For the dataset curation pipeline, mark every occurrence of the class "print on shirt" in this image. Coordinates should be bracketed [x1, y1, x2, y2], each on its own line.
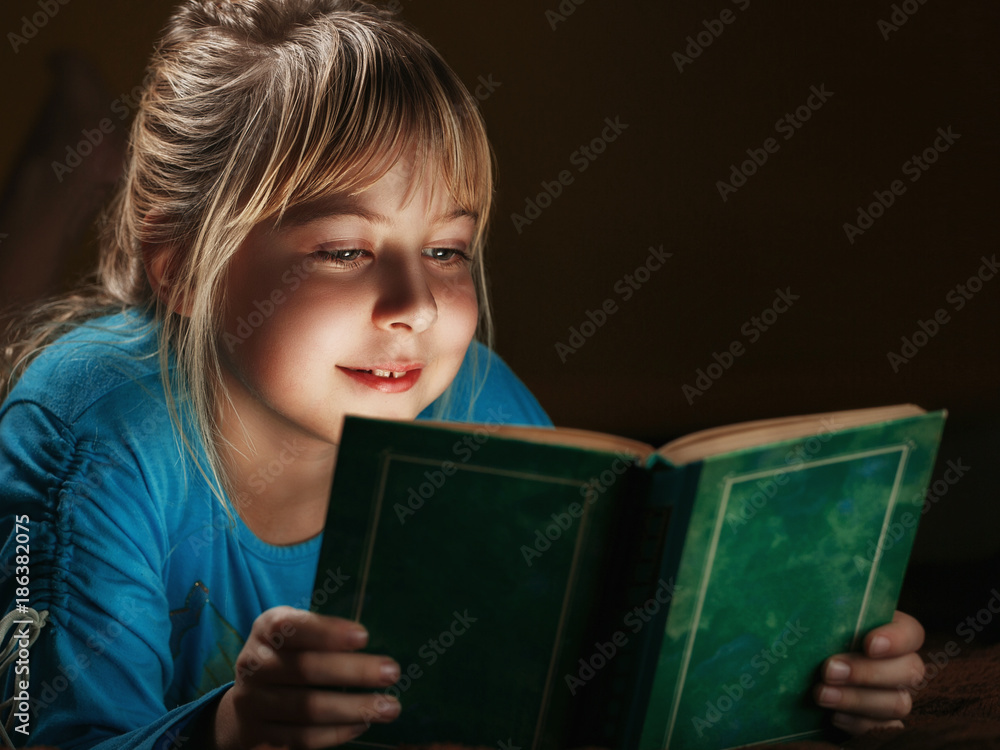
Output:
[167, 581, 245, 704]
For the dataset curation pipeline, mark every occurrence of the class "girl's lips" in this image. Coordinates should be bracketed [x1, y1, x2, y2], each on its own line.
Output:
[338, 366, 423, 393]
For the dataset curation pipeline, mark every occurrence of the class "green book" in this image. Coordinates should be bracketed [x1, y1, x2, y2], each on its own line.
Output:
[312, 405, 945, 749]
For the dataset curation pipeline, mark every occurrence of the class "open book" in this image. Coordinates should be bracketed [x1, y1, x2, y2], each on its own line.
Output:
[312, 405, 945, 749]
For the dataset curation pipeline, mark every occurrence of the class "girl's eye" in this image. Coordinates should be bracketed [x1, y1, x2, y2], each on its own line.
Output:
[423, 247, 471, 265]
[313, 248, 368, 268]
[310, 247, 470, 268]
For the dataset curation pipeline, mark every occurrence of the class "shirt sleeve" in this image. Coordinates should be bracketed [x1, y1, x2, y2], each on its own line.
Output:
[0, 398, 224, 750]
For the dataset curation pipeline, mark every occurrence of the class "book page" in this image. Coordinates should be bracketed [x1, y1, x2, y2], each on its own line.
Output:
[417, 419, 656, 460]
[658, 404, 925, 466]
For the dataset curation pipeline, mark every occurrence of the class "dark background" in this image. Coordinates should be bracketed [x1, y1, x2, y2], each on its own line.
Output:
[1, 1, 997, 624]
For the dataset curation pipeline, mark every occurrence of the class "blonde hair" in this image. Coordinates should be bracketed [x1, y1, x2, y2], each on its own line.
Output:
[3, 0, 495, 508]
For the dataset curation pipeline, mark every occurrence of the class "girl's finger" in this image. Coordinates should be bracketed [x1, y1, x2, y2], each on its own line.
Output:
[821, 651, 925, 689]
[250, 606, 370, 652]
[830, 712, 904, 735]
[815, 682, 913, 720]
[252, 649, 401, 688]
[235, 684, 401, 725]
[863, 610, 925, 658]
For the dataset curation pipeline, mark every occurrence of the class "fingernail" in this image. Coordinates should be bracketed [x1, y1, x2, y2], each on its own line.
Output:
[817, 686, 842, 707]
[870, 635, 891, 656]
[348, 627, 369, 648]
[826, 658, 850, 682]
[378, 695, 401, 717]
[831, 711, 852, 730]
[381, 660, 400, 684]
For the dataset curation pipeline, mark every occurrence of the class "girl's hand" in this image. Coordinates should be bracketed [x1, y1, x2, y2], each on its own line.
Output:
[213, 606, 401, 749]
[814, 610, 926, 735]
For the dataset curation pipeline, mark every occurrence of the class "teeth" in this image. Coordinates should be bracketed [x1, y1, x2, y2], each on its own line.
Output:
[372, 369, 406, 378]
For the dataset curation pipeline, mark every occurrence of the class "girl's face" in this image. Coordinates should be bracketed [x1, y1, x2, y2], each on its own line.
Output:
[218, 159, 479, 450]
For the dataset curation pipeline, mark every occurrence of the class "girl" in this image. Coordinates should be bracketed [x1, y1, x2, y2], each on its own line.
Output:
[0, 1, 925, 747]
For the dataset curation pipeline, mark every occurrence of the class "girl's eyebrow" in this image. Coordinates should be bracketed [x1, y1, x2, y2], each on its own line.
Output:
[275, 197, 477, 232]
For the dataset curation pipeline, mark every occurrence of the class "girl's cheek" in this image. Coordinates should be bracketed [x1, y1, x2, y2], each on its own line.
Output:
[444, 282, 479, 335]
[435, 272, 476, 305]
[430, 272, 478, 330]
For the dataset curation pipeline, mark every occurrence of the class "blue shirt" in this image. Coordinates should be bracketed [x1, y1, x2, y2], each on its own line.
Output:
[0, 311, 551, 749]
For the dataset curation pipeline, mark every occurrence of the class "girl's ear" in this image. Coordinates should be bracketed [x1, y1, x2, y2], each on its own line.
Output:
[143, 244, 192, 316]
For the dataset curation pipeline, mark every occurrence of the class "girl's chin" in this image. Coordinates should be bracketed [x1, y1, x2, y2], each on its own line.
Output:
[341, 403, 428, 424]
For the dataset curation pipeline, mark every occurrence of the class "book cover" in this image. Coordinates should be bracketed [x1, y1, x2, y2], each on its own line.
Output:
[312, 416, 640, 749]
[312, 408, 946, 749]
[637, 411, 946, 749]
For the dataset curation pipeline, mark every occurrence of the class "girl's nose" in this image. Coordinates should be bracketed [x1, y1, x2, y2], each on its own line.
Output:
[371, 257, 438, 333]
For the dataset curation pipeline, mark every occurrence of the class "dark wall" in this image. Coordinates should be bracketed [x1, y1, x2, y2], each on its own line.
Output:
[1, 1, 997, 563]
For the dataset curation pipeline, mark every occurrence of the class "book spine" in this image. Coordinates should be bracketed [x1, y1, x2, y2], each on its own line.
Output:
[567, 462, 702, 749]
[563, 463, 650, 747]
[616, 461, 703, 749]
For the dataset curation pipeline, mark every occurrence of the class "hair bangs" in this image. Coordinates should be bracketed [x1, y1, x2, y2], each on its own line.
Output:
[250, 15, 493, 237]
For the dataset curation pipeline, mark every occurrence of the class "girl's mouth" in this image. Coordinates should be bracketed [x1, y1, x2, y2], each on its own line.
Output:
[367, 369, 406, 378]
[338, 365, 423, 393]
